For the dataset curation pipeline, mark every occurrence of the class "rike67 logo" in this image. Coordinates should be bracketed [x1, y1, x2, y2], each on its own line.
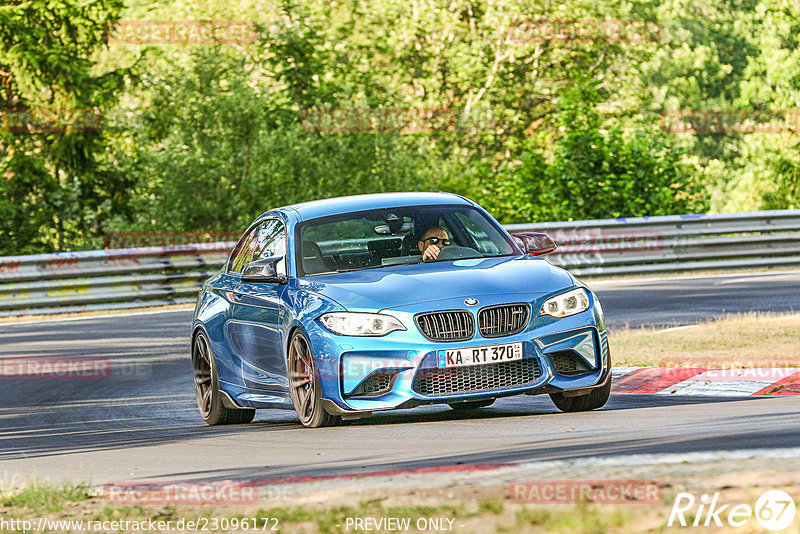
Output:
[669, 490, 796, 531]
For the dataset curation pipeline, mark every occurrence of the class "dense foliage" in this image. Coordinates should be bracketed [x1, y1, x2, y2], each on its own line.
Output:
[1, 0, 798, 253]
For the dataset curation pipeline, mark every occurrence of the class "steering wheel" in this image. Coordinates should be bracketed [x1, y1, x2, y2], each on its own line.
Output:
[435, 245, 479, 261]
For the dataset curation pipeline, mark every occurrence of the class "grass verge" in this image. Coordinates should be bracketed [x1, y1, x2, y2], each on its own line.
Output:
[0, 482, 643, 534]
[3, 477, 799, 533]
[610, 312, 800, 367]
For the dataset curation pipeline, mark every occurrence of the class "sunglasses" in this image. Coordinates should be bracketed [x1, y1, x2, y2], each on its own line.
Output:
[421, 237, 450, 246]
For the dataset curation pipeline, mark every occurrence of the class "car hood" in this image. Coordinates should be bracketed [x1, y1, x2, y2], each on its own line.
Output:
[294, 255, 574, 312]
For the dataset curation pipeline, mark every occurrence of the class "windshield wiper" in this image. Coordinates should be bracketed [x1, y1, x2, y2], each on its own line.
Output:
[334, 264, 393, 273]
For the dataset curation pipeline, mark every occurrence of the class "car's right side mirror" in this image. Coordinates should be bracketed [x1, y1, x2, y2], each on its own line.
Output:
[511, 232, 557, 255]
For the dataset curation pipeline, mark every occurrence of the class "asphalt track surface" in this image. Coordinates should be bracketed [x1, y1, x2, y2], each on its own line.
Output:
[2, 270, 800, 486]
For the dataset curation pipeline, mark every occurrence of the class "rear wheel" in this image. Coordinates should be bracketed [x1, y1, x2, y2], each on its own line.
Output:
[448, 399, 496, 410]
[288, 331, 340, 428]
[193, 331, 255, 425]
[550, 377, 611, 413]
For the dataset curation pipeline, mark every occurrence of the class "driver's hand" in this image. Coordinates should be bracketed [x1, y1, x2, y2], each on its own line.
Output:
[422, 245, 441, 261]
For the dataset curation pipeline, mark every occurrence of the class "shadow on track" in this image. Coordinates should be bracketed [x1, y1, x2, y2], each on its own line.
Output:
[147, 395, 800, 484]
[0, 388, 765, 461]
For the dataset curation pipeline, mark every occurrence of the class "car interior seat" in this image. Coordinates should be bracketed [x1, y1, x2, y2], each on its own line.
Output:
[301, 241, 336, 275]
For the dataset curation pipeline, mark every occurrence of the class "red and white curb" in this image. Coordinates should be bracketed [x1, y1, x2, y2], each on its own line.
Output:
[612, 367, 800, 396]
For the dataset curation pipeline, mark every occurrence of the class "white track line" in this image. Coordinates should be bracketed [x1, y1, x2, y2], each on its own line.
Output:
[655, 325, 701, 334]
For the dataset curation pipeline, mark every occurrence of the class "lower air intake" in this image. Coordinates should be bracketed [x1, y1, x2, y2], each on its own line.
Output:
[551, 351, 592, 376]
[348, 370, 398, 397]
[412, 359, 542, 397]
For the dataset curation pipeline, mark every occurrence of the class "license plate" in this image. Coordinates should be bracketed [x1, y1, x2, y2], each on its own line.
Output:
[436, 342, 523, 368]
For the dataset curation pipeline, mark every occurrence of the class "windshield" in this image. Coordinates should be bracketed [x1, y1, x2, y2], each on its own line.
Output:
[295, 205, 518, 276]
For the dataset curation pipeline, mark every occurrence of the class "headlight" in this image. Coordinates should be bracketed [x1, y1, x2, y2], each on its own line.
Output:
[539, 288, 590, 318]
[319, 312, 407, 336]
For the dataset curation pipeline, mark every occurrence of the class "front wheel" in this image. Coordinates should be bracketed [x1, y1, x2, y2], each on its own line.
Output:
[288, 331, 340, 428]
[550, 377, 611, 413]
[193, 331, 255, 425]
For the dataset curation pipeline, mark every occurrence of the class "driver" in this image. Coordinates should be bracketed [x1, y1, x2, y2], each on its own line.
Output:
[418, 226, 450, 261]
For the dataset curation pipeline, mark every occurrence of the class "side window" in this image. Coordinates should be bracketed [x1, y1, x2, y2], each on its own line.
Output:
[229, 224, 260, 273]
[254, 219, 286, 261]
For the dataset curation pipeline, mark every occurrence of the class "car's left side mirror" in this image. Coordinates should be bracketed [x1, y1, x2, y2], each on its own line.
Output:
[511, 232, 557, 255]
[241, 256, 287, 283]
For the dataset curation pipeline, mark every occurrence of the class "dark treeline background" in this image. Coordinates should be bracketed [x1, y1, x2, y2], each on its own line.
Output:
[1, 0, 798, 254]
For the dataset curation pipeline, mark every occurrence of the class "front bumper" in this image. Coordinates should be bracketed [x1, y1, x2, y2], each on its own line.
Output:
[307, 294, 611, 414]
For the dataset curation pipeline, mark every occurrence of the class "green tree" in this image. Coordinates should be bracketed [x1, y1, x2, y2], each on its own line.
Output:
[109, 43, 433, 233]
[0, 0, 128, 254]
[480, 76, 703, 222]
[8, 0, 774, 254]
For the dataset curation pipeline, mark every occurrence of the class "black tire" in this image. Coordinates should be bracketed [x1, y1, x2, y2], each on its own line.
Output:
[193, 331, 256, 425]
[550, 376, 611, 412]
[288, 331, 340, 428]
[448, 399, 496, 410]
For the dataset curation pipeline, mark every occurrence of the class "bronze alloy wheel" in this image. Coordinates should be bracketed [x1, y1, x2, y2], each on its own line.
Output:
[288, 331, 339, 428]
[192, 331, 255, 425]
[193, 333, 214, 419]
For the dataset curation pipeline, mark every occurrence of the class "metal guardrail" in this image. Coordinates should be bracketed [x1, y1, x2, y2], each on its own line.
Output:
[0, 209, 799, 316]
[507, 209, 800, 276]
[0, 244, 233, 317]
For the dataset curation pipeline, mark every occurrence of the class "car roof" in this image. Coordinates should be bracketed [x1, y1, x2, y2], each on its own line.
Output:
[267, 192, 474, 221]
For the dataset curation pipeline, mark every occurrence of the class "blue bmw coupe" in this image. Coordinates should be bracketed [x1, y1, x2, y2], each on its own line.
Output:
[192, 192, 611, 427]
